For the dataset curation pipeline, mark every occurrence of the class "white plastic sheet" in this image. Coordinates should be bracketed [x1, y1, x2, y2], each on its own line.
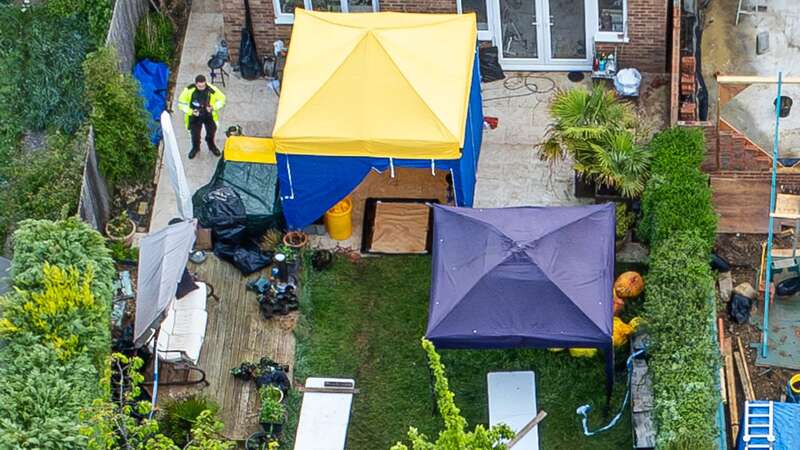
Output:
[161, 111, 193, 219]
[614, 68, 642, 97]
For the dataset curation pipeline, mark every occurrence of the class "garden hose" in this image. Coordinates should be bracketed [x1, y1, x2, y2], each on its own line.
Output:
[576, 348, 646, 436]
[787, 373, 800, 403]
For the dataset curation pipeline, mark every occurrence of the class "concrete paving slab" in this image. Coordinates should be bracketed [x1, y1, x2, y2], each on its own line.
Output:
[150, 0, 278, 232]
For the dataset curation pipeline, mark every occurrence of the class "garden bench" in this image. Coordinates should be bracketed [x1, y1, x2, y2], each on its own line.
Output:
[150, 281, 209, 366]
[488, 371, 540, 450]
[294, 377, 356, 450]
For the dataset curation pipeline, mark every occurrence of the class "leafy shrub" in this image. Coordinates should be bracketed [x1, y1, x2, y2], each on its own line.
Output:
[159, 395, 221, 447]
[0, 335, 101, 449]
[639, 127, 717, 251]
[0, 130, 85, 244]
[644, 232, 718, 449]
[11, 217, 115, 305]
[538, 86, 650, 197]
[0, 5, 90, 134]
[0, 264, 108, 363]
[135, 11, 175, 64]
[108, 241, 140, 262]
[391, 339, 514, 450]
[84, 46, 156, 188]
[615, 202, 635, 240]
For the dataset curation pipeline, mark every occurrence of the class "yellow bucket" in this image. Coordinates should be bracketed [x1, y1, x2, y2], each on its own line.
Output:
[325, 197, 353, 240]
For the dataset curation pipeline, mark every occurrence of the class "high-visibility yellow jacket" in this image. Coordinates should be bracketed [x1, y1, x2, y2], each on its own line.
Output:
[177, 83, 226, 129]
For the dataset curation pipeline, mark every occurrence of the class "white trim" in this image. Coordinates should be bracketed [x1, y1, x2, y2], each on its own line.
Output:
[273, 0, 379, 24]
[595, 0, 628, 42]
[457, 0, 493, 40]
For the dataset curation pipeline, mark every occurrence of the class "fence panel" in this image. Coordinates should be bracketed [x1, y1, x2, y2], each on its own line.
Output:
[78, 0, 150, 229]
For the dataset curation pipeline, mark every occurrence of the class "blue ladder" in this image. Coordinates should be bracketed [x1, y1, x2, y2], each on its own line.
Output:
[743, 401, 775, 449]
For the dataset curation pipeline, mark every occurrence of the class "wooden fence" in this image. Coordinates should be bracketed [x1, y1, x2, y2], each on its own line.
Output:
[78, 0, 150, 229]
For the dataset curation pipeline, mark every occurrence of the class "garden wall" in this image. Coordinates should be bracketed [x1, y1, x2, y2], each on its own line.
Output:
[77, 0, 149, 230]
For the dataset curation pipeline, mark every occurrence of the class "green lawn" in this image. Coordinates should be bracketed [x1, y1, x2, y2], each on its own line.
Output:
[286, 255, 632, 449]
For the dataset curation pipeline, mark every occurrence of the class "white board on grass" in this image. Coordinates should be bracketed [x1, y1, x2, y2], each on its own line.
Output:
[487, 371, 539, 450]
[294, 377, 355, 450]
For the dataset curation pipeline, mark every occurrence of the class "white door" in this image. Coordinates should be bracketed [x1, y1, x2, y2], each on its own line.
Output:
[491, 0, 594, 71]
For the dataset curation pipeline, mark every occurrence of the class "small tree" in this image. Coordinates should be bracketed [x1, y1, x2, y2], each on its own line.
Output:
[390, 339, 514, 450]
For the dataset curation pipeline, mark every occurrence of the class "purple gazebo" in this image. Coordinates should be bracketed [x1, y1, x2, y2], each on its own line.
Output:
[426, 203, 616, 392]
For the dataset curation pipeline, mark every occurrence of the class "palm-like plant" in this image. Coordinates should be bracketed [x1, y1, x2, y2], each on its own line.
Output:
[538, 86, 649, 198]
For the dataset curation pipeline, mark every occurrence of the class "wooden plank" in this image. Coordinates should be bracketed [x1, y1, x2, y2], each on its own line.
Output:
[717, 75, 800, 84]
[711, 177, 772, 234]
[723, 337, 739, 441]
[734, 350, 755, 402]
[507, 410, 547, 449]
[718, 319, 728, 405]
[736, 337, 756, 400]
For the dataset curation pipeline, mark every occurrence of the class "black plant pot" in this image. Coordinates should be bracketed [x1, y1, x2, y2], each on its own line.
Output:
[574, 172, 596, 198]
[261, 421, 284, 437]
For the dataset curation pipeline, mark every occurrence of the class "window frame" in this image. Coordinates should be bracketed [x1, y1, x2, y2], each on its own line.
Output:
[456, 0, 492, 41]
[594, 0, 628, 43]
[274, 0, 380, 24]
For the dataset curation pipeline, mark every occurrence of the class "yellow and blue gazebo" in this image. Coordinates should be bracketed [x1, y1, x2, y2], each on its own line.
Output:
[272, 10, 483, 229]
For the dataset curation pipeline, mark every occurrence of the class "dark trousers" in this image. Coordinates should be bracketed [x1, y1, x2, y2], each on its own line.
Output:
[189, 115, 217, 151]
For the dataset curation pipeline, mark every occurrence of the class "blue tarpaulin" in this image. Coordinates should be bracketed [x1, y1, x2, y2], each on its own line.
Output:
[737, 402, 800, 450]
[133, 59, 170, 144]
[275, 53, 484, 230]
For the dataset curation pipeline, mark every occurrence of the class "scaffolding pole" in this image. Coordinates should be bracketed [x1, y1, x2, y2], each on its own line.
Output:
[762, 72, 784, 358]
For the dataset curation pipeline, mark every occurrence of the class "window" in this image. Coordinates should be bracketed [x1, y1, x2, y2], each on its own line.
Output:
[596, 0, 627, 42]
[457, 0, 491, 41]
[274, 0, 379, 24]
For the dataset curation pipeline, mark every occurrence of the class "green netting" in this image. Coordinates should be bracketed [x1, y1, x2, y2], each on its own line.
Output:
[193, 159, 283, 236]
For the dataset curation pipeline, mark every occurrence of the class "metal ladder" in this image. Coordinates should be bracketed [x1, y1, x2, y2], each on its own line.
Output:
[742, 401, 776, 449]
[737, 0, 765, 25]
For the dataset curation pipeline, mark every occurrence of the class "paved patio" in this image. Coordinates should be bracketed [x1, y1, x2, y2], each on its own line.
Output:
[150, 0, 278, 232]
[476, 73, 592, 208]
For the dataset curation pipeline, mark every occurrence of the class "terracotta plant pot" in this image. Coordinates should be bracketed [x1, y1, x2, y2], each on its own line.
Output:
[105, 219, 136, 246]
[283, 231, 308, 248]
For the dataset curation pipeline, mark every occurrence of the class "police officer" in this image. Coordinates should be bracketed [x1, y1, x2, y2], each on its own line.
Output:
[178, 75, 226, 159]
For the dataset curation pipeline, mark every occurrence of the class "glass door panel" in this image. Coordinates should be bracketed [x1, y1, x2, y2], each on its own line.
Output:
[499, 0, 538, 59]
[547, 0, 586, 60]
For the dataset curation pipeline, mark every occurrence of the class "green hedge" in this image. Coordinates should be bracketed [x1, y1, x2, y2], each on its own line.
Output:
[0, 5, 90, 134]
[639, 127, 717, 251]
[0, 132, 85, 246]
[84, 46, 156, 188]
[0, 218, 113, 448]
[644, 232, 718, 449]
[641, 127, 720, 449]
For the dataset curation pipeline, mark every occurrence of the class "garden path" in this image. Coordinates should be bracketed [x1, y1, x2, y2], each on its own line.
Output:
[150, 0, 278, 232]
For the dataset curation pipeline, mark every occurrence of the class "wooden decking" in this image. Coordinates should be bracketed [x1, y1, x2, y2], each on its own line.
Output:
[154, 255, 297, 441]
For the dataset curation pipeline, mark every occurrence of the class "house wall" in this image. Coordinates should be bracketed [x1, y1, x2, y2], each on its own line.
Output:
[222, 0, 668, 73]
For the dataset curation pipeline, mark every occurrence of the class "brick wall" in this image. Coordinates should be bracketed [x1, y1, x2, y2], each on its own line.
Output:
[223, 0, 667, 73]
[597, 0, 669, 74]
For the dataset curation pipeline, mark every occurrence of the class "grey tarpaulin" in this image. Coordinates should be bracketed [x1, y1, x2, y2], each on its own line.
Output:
[426, 203, 616, 394]
[134, 219, 197, 346]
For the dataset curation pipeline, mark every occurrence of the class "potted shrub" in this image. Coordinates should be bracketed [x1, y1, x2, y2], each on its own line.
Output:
[537, 86, 650, 199]
[259, 385, 286, 436]
[105, 211, 136, 245]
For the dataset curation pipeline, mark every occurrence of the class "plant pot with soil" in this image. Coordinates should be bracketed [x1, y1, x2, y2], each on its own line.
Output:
[106, 211, 136, 246]
[259, 385, 286, 437]
[283, 230, 308, 249]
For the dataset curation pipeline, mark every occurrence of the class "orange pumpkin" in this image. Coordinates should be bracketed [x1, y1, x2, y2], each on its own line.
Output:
[614, 271, 645, 299]
[613, 290, 625, 316]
